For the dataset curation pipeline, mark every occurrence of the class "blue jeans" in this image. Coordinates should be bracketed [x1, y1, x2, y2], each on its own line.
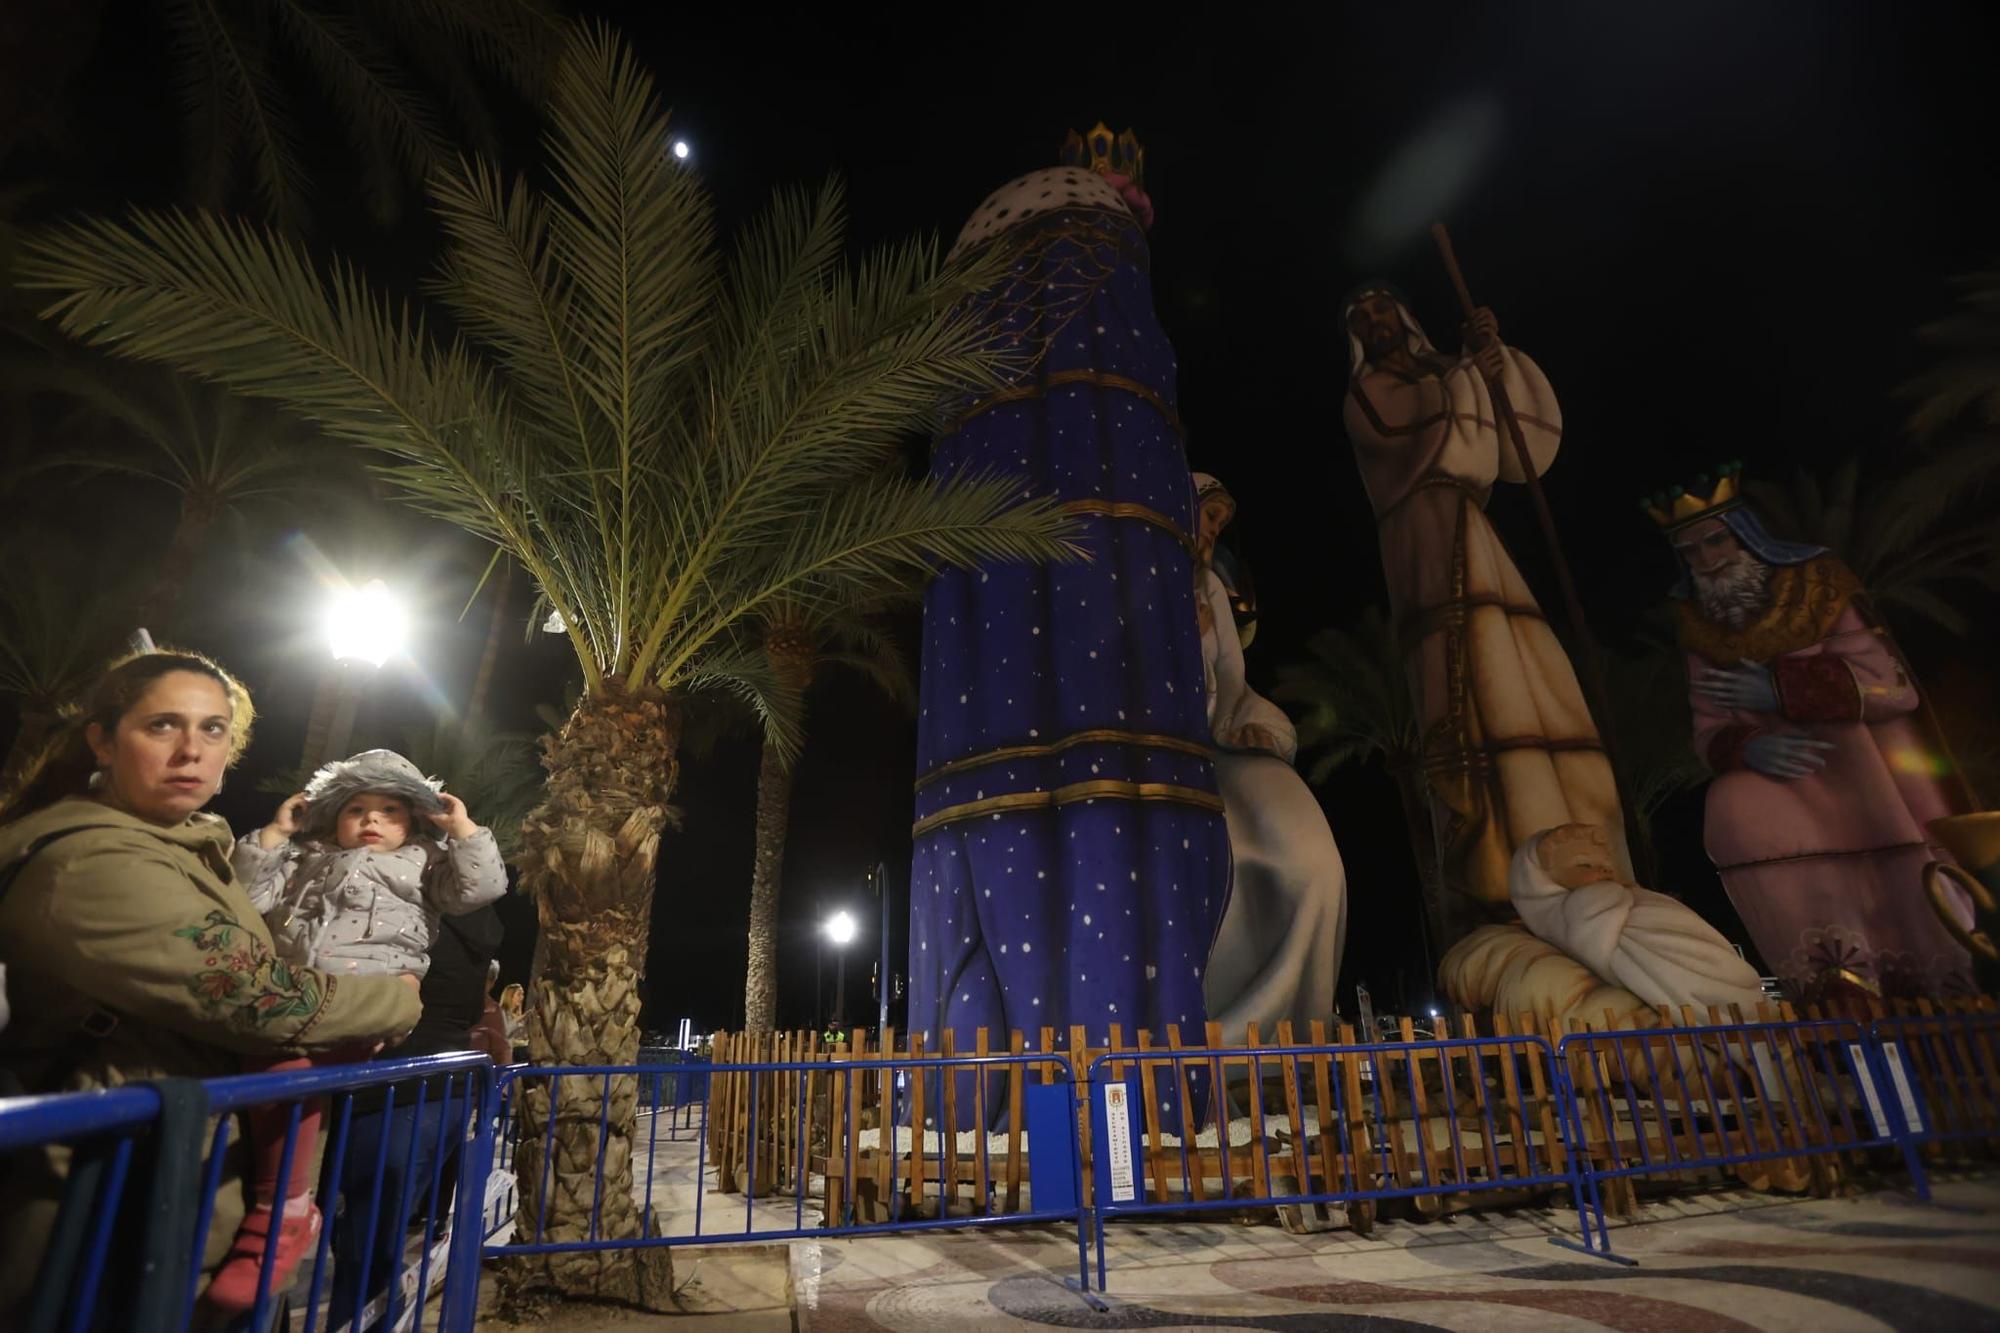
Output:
[325, 1099, 460, 1332]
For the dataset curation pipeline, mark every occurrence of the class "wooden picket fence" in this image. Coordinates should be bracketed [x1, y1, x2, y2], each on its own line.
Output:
[700, 997, 1999, 1228]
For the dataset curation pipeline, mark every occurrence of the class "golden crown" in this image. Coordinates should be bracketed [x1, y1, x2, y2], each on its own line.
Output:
[1642, 460, 1745, 531]
[1061, 121, 1145, 188]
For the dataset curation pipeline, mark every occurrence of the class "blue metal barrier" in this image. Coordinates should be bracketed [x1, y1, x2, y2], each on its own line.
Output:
[485, 1053, 1090, 1289]
[1867, 1010, 2000, 1152]
[0, 1085, 168, 1331]
[0, 1053, 495, 1333]
[194, 1052, 496, 1332]
[1552, 1016, 1929, 1260]
[1084, 1035, 1576, 1289]
[8, 1017, 1992, 1321]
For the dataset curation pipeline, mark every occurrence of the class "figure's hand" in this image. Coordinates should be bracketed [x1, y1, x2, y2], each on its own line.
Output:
[427, 792, 478, 840]
[1743, 733, 1835, 780]
[1234, 723, 1286, 755]
[1693, 659, 1779, 713]
[1462, 307, 1504, 380]
[258, 792, 309, 850]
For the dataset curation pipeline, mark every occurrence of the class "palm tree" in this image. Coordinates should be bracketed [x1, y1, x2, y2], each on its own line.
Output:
[5, 353, 340, 634]
[1745, 445, 2000, 637]
[1270, 607, 1438, 924]
[741, 604, 913, 1035]
[1901, 259, 2000, 439]
[0, 528, 143, 792]
[19, 23, 1078, 1304]
[165, 0, 559, 227]
[1599, 629, 1708, 884]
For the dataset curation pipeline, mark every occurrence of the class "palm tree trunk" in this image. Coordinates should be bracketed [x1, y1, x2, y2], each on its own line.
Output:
[466, 562, 512, 725]
[742, 636, 813, 1036]
[1391, 763, 1447, 988]
[741, 735, 796, 1034]
[501, 678, 680, 1308]
[137, 492, 218, 637]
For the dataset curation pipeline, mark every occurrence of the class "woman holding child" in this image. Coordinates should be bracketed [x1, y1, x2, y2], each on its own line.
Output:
[0, 651, 437, 1318]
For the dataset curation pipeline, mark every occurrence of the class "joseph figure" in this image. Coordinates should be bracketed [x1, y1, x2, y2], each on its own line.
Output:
[1342, 286, 1627, 945]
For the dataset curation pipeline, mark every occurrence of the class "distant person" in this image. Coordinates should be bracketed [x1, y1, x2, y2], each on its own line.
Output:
[470, 960, 511, 1065]
[498, 982, 527, 1058]
[0, 651, 420, 1320]
[218, 749, 507, 1310]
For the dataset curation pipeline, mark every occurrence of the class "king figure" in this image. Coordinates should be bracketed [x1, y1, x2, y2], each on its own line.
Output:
[1655, 465, 1975, 1001]
[907, 126, 1229, 1063]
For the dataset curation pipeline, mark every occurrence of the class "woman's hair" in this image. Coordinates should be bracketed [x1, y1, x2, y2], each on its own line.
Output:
[0, 649, 256, 825]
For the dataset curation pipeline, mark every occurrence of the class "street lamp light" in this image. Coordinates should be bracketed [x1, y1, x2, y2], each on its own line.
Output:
[301, 578, 410, 772]
[825, 909, 857, 1031]
[324, 579, 409, 667]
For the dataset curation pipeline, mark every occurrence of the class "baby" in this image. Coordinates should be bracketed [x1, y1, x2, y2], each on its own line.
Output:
[206, 749, 508, 1311]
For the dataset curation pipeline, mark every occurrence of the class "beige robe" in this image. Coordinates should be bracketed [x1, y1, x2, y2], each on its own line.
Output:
[1345, 344, 1627, 933]
[1199, 570, 1347, 1037]
[1510, 832, 1767, 1013]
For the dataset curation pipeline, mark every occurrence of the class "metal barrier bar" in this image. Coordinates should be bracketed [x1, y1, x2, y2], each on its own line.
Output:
[1553, 1018, 1929, 1261]
[199, 1052, 495, 1332]
[1086, 1036, 1579, 1289]
[1869, 1012, 2000, 1149]
[487, 1053, 1090, 1290]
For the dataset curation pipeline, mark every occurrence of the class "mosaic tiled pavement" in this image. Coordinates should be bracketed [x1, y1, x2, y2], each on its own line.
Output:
[790, 1177, 2000, 1331]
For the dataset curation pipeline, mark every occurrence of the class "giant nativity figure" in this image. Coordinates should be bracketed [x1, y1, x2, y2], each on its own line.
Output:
[1341, 285, 1628, 949]
[907, 126, 1230, 1062]
[1657, 465, 1975, 1001]
[1192, 473, 1348, 1037]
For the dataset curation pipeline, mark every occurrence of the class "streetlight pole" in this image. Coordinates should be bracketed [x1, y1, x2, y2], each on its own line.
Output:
[825, 909, 857, 1034]
[874, 862, 891, 1039]
[300, 579, 409, 773]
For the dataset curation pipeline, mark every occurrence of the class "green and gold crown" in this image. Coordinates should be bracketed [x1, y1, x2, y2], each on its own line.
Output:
[1643, 460, 1746, 532]
[1061, 121, 1144, 188]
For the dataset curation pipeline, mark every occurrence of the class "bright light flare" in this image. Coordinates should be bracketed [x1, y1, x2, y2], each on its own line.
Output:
[325, 579, 409, 667]
[671, 138, 691, 161]
[825, 909, 857, 946]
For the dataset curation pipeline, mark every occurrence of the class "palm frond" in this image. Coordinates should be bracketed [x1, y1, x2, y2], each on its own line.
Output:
[1902, 263, 2000, 437]
[0, 529, 139, 708]
[819, 613, 918, 712]
[23, 21, 1087, 736]
[181, 0, 310, 224]
[1271, 609, 1420, 782]
[272, 0, 457, 221]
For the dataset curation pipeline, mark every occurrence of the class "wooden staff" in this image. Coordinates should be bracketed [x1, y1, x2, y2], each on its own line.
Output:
[1429, 223, 1640, 862]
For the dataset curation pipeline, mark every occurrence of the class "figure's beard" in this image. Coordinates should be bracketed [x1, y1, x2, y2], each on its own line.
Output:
[1693, 558, 1773, 628]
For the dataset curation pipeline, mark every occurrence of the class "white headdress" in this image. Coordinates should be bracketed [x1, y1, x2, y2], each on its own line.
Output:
[1341, 282, 1439, 376]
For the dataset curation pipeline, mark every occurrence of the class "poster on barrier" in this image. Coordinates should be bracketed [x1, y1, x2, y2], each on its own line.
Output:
[1879, 1041, 1926, 1135]
[1848, 1043, 1889, 1136]
[1089, 1076, 1146, 1205]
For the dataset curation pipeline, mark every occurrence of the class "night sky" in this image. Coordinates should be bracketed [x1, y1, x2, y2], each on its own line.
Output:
[2, 2, 1995, 1035]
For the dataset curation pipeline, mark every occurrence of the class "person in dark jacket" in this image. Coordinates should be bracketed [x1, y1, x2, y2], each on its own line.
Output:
[326, 903, 502, 1329]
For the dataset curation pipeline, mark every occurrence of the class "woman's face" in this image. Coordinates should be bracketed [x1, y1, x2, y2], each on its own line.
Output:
[1197, 496, 1233, 556]
[86, 671, 233, 826]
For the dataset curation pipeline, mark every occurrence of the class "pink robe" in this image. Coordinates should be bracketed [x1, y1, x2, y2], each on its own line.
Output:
[1688, 587, 1973, 999]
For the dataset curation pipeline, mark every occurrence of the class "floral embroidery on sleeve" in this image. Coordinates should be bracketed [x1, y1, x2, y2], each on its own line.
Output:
[175, 909, 325, 1027]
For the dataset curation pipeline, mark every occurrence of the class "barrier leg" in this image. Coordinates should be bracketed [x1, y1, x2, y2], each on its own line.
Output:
[1545, 1052, 1636, 1266]
[1862, 1039, 1931, 1203]
[441, 1070, 498, 1331]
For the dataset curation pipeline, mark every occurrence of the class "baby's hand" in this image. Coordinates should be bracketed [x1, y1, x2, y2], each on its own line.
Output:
[427, 792, 479, 840]
[257, 792, 310, 851]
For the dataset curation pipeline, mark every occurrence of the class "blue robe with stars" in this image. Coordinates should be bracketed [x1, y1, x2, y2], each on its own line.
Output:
[908, 190, 1230, 1075]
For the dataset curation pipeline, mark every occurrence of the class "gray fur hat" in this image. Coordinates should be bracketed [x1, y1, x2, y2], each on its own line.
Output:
[300, 748, 446, 841]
